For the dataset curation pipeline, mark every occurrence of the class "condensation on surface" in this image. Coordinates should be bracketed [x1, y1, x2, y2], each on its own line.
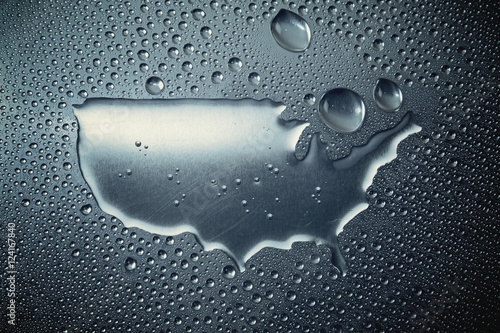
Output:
[1, 0, 498, 332]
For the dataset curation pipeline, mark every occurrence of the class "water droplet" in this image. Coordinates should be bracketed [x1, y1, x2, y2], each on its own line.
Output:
[200, 26, 213, 39]
[182, 61, 193, 72]
[271, 9, 311, 52]
[78, 90, 88, 98]
[192, 8, 206, 20]
[80, 204, 93, 215]
[243, 280, 253, 291]
[286, 290, 297, 301]
[183, 43, 195, 55]
[137, 28, 147, 37]
[373, 38, 385, 51]
[211, 71, 224, 84]
[21, 199, 30, 207]
[158, 249, 167, 259]
[228, 57, 243, 72]
[145, 76, 165, 95]
[303, 93, 316, 106]
[168, 47, 180, 59]
[248, 72, 261, 86]
[319, 88, 365, 133]
[137, 49, 150, 61]
[222, 265, 237, 279]
[124, 257, 137, 271]
[373, 78, 403, 112]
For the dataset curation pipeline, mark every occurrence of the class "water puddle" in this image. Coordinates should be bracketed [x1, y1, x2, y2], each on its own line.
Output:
[74, 98, 420, 272]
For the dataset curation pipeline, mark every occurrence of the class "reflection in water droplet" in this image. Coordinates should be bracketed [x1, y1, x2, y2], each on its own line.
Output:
[145, 76, 165, 95]
[319, 88, 365, 133]
[373, 78, 403, 112]
[271, 9, 311, 52]
[228, 57, 243, 72]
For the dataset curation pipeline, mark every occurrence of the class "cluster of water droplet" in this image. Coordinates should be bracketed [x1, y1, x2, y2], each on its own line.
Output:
[0, 0, 498, 332]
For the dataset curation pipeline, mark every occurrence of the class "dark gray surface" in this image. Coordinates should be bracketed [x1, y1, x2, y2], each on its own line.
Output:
[0, 0, 498, 332]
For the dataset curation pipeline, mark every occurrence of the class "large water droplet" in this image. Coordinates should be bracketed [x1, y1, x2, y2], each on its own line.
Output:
[270, 9, 311, 52]
[319, 88, 365, 133]
[373, 78, 403, 112]
[145, 76, 165, 95]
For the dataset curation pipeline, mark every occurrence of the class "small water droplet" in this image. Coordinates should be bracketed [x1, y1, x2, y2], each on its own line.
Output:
[228, 57, 243, 72]
[222, 265, 237, 279]
[286, 290, 297, 301]
[211, 71, 224, 84]
[200, 26, 213, 39]
[303, 93, 316, 106]
[80, 204, 93, 215]
[373, 78, 403, 112]
[271, 9, 311, 52]
[319, 88, 365, 133]
[192, 8, 206, 20]
[78, 90, 88, 98]
[243, 280, 253, 291]
[124, 257, 137, 271]
[168, 47, 180, 59]
[145, 76, 165, 95]
[137, 49, 150, 61]
[182, 61, 193, 72]
[373, 38, 385, 51]
[248, 72, 261, 86]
